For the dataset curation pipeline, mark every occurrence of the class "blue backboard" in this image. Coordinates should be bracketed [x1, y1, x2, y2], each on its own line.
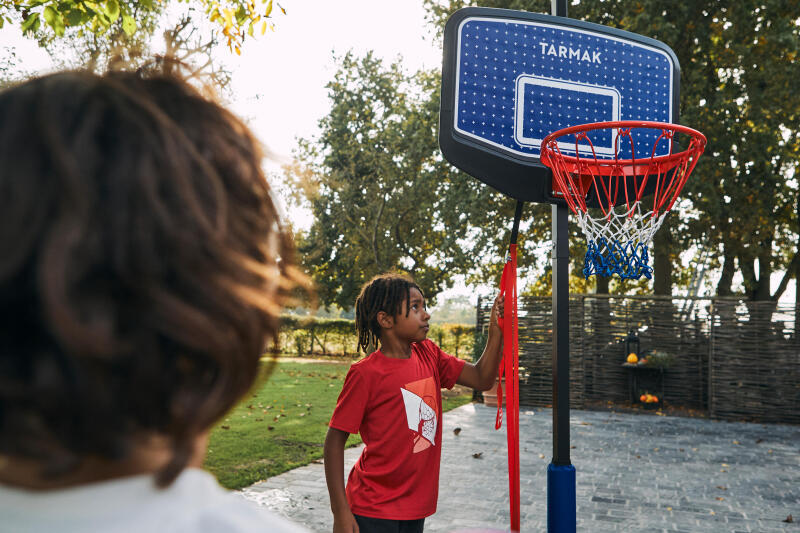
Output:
[439, 8, 680, 203]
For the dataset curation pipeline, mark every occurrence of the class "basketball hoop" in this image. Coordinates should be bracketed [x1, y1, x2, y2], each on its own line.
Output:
[540, 120, 706, 280]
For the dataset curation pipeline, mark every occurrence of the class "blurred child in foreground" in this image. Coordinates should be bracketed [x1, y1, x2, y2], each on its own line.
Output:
[0, 64, 308, 532]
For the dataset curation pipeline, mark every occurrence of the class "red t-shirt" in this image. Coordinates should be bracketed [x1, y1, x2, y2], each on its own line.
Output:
[329, 339, 466, 520]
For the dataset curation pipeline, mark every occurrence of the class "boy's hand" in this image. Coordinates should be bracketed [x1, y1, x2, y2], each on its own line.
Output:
[332, 509, 359, 533]
[490, 293, 505, 332]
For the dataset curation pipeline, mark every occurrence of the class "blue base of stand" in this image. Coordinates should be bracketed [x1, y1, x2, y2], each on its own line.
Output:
[547, 463, 576, 533]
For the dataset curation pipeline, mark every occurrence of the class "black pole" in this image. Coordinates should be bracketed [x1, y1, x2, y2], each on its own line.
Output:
[551, 0, 567, 17]
[551, 203, 570, 465]
[548, 1, 576, 532]
[510, 200, 524, 245]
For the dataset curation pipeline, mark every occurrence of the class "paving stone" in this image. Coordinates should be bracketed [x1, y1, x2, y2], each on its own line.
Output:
[239, 404, 800, 531]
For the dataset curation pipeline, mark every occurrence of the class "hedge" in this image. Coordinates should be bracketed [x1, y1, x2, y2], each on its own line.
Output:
[274, 314, 475, 359]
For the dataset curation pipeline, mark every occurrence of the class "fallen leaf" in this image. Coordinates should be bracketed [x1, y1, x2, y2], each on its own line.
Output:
[716, 497, 724, 501]
[716, 485, 727, 490]
[732, 440, 740, 445]
[267, 426, 274, 431]
[636, 455, 641, 459]
[453, 427, 462, 436]
[783, 514, 793, 523]
[666, 507, 672, 511]
[221, 425, 230, 430]
[721, 463, 729, 467]
[255, 418, 263, 421]
[298, 412, 306, 417]
[472, 452, 483, 459]
[570, 445, 576, 449]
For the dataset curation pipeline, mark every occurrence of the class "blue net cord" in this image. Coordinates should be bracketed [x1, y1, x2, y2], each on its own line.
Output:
[582, 238, 653, 280]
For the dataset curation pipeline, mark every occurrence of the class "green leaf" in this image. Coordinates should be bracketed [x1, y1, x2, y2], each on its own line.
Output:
[21, 12, 40, 34]
[234, 6, 248, 26]
[42, 6, 58, 28]
[105, 0, 120, 22]
[64, 9, 83, 27]
[42, 5, 66, 36]
[121, 12, 136, 37]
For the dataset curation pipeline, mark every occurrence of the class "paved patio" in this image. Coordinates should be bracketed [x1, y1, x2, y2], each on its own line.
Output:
[239, 403, 799, 532]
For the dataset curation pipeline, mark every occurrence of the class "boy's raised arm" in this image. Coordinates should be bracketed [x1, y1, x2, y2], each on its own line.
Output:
[456, 294, 504, 391]
[323, 427, 359, 533]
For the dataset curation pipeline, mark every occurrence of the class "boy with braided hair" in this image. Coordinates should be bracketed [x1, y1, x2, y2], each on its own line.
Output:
[324, 273, 503, 533]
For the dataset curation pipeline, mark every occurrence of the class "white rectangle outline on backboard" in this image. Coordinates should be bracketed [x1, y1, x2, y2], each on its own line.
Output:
[453, 16, 675, 159]
[513, 75, 620, 156]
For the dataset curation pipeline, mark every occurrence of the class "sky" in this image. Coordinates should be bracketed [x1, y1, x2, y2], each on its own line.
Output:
[223, 0, 442, 165]
[1, 1, 442, 170]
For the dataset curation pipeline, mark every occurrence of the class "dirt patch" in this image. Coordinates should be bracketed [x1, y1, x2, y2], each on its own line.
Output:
[443, 384, 473, 398]
[234, 458, 274, 471]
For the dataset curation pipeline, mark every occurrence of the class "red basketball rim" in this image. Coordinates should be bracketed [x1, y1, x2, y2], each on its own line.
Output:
[540, 120, 706, 173]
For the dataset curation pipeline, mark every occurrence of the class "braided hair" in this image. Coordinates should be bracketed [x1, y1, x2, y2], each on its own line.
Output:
[355, 273, 423, 352]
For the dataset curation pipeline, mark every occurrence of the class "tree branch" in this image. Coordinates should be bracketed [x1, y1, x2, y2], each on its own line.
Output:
[772, 251, 800, 302]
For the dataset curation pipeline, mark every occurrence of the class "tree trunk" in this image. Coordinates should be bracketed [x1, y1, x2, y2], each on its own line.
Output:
[754, 238, 773, 301]
[653, 218, 673, 295]
[596, 275, 609, 294]
[717, 251, 735, 296]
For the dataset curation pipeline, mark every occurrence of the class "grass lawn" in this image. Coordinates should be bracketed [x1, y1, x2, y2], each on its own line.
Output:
[204, 360, 473, 490]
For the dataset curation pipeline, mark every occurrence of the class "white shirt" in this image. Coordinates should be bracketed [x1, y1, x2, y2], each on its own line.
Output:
[0, 468, 308, 533]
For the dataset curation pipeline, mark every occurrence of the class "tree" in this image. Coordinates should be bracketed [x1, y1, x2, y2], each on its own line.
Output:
[291, 52, 519, 309]
[424, 0, 800, 301]
[2, 0, 287, 55]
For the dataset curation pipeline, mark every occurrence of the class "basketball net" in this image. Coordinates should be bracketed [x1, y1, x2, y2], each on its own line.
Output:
[541, 121, 706, 280]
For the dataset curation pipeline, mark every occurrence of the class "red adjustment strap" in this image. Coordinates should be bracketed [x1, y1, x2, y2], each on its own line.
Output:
[493, 243, 520, 532]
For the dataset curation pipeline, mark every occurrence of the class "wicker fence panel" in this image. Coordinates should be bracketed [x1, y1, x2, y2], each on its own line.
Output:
[709, 301, 800, 424]
[580, 296, 710, 409]
[476, 294, 799, 424]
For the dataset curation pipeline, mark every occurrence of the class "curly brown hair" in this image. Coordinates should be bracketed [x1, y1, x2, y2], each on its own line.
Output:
[0, 68, 304, 487]
[354, 273, 422, 352]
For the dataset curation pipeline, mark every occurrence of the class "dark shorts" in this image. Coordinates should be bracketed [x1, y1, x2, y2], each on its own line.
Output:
[353, 514, 425, 533]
